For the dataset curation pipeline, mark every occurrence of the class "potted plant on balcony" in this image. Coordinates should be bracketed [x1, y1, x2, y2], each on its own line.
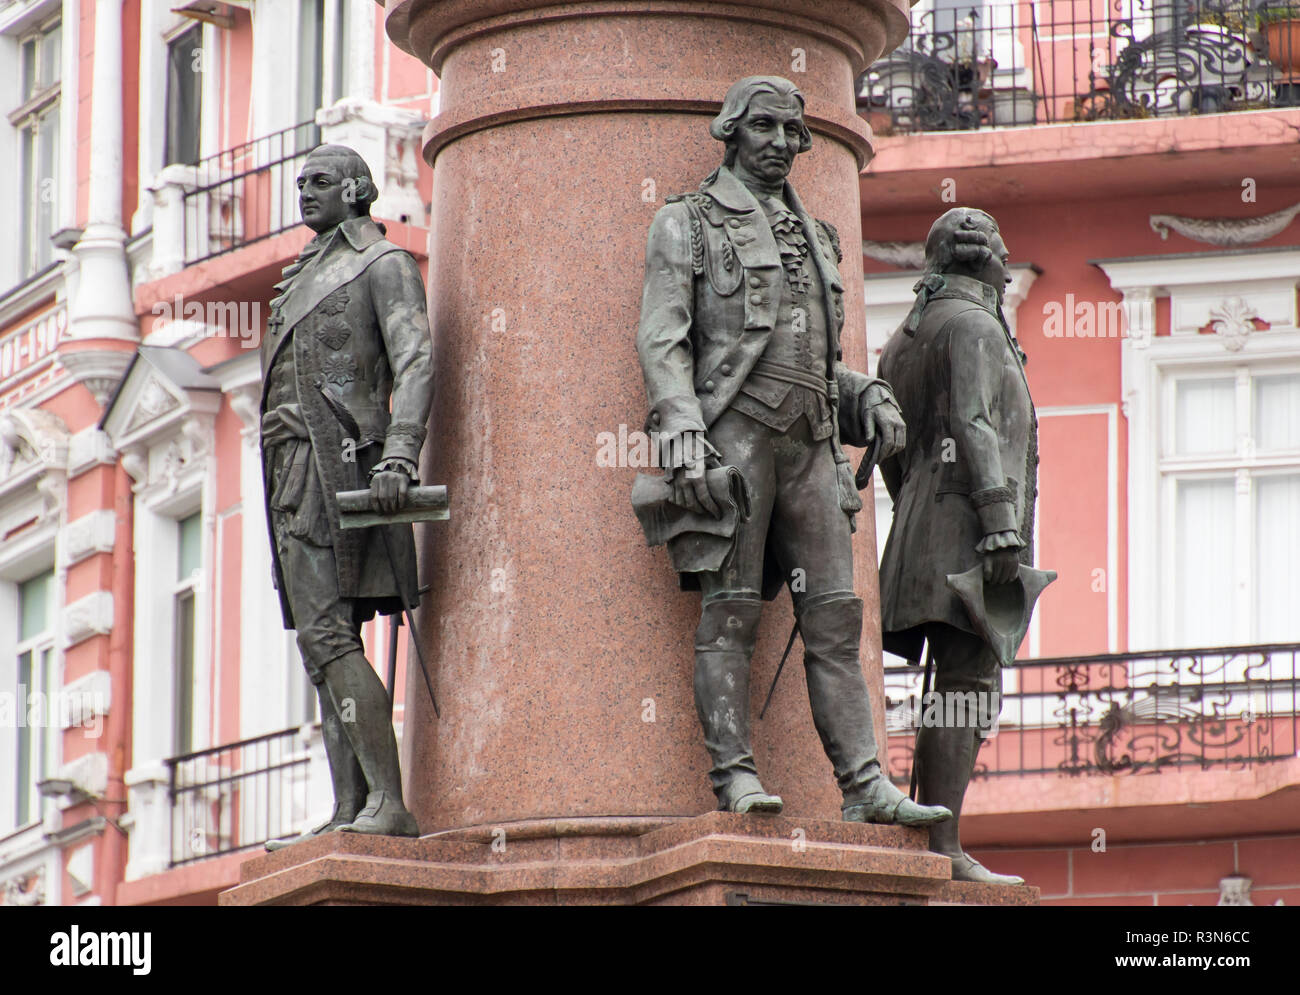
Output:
[1185, 0, 1253, 45]
[1259, 4, 1300, 74]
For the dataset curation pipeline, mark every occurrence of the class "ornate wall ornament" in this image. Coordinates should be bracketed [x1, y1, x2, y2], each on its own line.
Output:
[1208, 296, 1258, 351]
[1, 867, 45, 907]
[1150, 202, 1300, 247]
[862, 239, 926, 269]
[63, 590, 115, 647]
[126, 375, 180, 432]
[0, 408, 70, 482]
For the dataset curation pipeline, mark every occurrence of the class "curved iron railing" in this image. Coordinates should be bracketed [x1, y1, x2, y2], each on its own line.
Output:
[884, 642, 1300, 782]
[859, 0, 1300, 133]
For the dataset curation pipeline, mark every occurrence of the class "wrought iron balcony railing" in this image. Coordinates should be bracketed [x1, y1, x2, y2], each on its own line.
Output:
[885, 642, 1300, 782]
[165, 725, 315, 867]
[164, 120, 318, 269]
[859, 0, 1300, 134]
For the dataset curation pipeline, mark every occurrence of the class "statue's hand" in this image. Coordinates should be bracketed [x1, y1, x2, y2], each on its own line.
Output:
[861, 383, 906, 459]
[981, 546, 1019, 586]
[369, 468, 411, 515]
[668, 458, 722, 519]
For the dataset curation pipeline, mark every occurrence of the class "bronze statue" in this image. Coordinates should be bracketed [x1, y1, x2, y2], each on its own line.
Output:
[633, 77, 951, 828]
[260, 144, 432, 847]
[877, 207, 1055, 884]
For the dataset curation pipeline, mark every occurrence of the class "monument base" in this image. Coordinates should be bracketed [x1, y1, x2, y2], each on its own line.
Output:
[218, 813, 1037, 906]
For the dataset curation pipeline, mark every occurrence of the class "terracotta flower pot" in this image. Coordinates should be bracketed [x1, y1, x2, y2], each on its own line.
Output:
[1265, 19, 1300, 74]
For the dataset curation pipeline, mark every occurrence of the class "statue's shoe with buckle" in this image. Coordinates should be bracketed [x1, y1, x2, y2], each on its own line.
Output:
[717, 774, 784, 815]
[950, 852, 1025, 886]
[264, 815, 351, 852]
[842, 777, 952, 827]
[337, 791, 420, 837]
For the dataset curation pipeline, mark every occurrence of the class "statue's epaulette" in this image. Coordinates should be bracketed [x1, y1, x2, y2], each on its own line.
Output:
[665, 191, 710, 207]
[664, 192, 710, 275]
[816, 219, 843, 264]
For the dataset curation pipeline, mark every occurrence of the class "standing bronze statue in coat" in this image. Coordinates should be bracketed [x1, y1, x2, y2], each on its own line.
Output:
[635, 76, 951, 828]
[878, 208, 1055, 884]
[261, 145, 432, 846]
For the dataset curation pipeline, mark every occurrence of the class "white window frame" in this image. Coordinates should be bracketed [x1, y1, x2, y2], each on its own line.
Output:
[132, 7, 215, 235]
[1099, 247, 1300, 652]
[0, 4, 63, 288]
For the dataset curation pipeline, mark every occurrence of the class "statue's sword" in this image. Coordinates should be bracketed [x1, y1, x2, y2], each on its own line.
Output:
[319, 389, 446, 718]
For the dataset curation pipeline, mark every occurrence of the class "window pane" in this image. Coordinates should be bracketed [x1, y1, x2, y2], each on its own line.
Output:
[164, 27, 201, 166]
[332, 0, 346, 101]
[1256, 474, 1300, 643]
[174, 590, 195, 755]
[1255, 374, 1300, 453]
[1174, 378, 1235, 456]
[39, 646, 54, 780]
[178, 512, 202, 579]
[35, 107, 58, 272]
[40, 23, 61, 90]
[21, 38, 35, 100]
[19, 569, 53, 642]
[20, 125, 34, 277]
[297, 0, 325, 148]
[1175, 477, 1235, 646]
[16, 651, 33, 825]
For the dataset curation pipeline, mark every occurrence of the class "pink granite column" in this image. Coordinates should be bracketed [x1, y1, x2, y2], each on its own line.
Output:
[384, 0, 912, 833]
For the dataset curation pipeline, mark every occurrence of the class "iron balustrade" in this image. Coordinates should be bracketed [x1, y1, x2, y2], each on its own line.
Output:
[165, 725, 315, 867]
[884, 642, 1300, 782]
[858, 0, 1300, 133]
[178, 120, 318, 266]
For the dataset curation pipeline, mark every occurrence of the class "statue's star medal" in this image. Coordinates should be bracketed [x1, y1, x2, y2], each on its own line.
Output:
[315, 287, 352, 350]
[322, 353, 357, 387]
[317, 324, 351, 350]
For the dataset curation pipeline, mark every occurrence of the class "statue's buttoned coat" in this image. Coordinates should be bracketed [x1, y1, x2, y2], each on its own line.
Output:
[635, 167, 878, 589]
[259, 216, 433, 628]
[875, 275, 1038, 660]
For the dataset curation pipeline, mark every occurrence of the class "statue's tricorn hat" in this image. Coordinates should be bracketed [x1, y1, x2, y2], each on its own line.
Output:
[945, 564, 1057, 667]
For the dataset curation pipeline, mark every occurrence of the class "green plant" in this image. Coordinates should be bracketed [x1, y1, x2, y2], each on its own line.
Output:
[1257, 5, 1300, 28]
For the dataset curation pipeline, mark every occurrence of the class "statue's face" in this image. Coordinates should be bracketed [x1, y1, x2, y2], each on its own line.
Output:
[732, 92, 804, 184]
[297, 159, 358, 233]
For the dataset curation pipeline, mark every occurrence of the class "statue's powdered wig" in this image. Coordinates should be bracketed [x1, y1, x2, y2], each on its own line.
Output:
[922, 207, 1000, 278]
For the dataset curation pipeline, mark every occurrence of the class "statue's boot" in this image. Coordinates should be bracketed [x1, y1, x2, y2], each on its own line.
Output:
[798, 594, 951, 829]
[915, 723, 1024, 885]
[265, 677, 368, 851]
[319, 650, 420, 838]
[696, 597, 783, 815]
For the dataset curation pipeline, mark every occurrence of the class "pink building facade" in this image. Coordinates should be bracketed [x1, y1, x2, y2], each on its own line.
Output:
[861, 0, 1300, 905]
[0, 0, 433, 906]
[0, 0, 1295, 907]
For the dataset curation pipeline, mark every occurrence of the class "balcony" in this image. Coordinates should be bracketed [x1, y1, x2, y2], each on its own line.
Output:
[139, 98, 428, 286]
[885, 642, 1300, 782]
[859, 0, 1300, 135]
[164, 726, 319, 867]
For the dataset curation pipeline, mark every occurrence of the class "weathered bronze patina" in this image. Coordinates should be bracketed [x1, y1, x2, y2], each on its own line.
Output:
[260, 144, 432, 848]
[634, 77, 951, 829]
[877, 207, 1055, 884]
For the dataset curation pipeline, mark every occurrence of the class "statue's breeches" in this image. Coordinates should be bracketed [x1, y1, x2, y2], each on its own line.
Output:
[272, 523, 367, 685]
[267, 438, 365, 683]
[698, 407, 854, 604]
[925, 623, 1002, 735]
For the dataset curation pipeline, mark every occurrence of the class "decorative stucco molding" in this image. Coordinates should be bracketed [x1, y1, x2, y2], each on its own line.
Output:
[1150, 201, 1300, 247]
[62, 590, 114, 647]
